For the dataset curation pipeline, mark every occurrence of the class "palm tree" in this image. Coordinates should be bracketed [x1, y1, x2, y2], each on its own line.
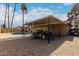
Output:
[4, 3, 7, 29]
[7, 3, 10, 29]
[11, 3, 17, 29]
[21, 3, 27, 34]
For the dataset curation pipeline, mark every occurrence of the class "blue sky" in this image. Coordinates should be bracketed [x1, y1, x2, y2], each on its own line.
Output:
[0, 3, 75, 27]
[1, 3, 74, 13]
[27, 3, 74, 13]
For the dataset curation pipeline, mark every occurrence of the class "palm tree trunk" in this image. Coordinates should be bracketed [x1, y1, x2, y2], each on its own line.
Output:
[21, 3, 27, 35]
[7, 3, 10, 29]
[11, 3, 16, 29]
[4, 3, 7, 28]
[22, 11, 24, 34]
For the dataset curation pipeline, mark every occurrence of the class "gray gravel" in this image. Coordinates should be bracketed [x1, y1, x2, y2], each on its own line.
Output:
[0, 34, 79, 56]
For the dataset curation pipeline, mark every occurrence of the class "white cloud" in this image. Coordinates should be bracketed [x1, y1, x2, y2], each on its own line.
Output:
[54, 14, 68, 21]
[0, 4, 22, 27]
[57, 6, 64, 9]
[25, 7, 67, 22]
[25, 7, 54, 22]
[0, 4, 6, 27]
[63, 3, 73, 6]
[0, 6, 68, 28]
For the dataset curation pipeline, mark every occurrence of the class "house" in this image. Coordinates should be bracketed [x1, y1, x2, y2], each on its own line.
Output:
[12, 26, 22, 32]
[26, 15, 69, 36]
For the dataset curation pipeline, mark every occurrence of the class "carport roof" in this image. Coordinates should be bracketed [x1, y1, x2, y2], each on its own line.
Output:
[26, 15, 66, 25]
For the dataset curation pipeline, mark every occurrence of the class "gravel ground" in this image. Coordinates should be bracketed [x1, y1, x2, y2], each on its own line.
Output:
[0, 33, 79, 56]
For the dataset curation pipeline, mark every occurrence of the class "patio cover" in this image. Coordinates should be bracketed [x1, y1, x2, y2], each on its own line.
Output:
[26, 15, 66, 27]
[26, 15, 67, 43]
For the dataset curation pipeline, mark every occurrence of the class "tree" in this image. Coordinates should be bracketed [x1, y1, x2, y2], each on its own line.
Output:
[7, 3, 10, 29]
[21, 3, 27, 34]
[11, 3, 17, 29]
[4, 3, 7, 29]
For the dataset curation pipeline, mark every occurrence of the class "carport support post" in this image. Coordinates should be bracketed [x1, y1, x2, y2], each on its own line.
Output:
[59, 23, 60, 40]
[48, 18, 50, 43]
[31, 23, 33, 34]
[30, 23, 33, 33]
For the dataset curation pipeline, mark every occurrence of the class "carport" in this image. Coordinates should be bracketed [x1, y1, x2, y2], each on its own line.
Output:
[27, 15, 68, 43]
